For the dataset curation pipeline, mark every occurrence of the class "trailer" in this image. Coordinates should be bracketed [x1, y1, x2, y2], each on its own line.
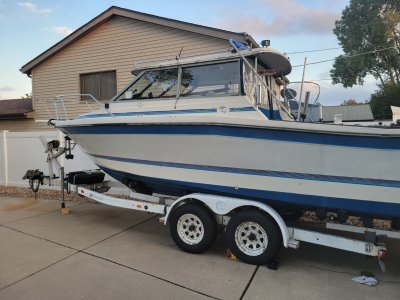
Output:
[23, 136, 400, 271]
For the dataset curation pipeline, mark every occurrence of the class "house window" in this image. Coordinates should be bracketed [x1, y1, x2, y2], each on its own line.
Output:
[80, 71, 116, 101]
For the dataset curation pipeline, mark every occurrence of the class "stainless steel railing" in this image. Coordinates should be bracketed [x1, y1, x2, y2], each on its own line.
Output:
[40, 94, 113, 120]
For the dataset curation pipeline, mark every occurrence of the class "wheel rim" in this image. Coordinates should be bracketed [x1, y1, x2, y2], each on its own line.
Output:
[177, 213, 204, 245]
[235, 221, 268, 256]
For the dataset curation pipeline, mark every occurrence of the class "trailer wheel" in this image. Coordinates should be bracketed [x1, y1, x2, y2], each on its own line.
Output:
[226, 210, 282, 265]
[170, 203, 217, 254]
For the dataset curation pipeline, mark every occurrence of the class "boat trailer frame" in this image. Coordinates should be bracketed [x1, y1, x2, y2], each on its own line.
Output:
[24, 135, 399, 271]
[67, 180, 394, 271]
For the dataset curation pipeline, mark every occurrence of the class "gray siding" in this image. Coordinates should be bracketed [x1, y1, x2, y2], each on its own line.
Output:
[321, 104, 374, 122]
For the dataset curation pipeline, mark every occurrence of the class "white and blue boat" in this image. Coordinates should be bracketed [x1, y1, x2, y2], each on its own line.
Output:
[55, 40, 400, 225]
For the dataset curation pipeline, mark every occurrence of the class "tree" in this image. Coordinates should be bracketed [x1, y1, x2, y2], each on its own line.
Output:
[331, 1, 400, 87]
[341, 99, 360, 106]
[332, 1, 400, 119]
[369, 83, 400, 119]
[21, 92, 32, 99]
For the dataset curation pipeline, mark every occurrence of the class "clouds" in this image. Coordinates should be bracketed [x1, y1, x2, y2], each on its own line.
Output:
[0, 86, 14, 92]
[217, 0, 341, 37]
[319, 80, 378, 105]
[51, 26, 73, 36]
[18, 2, 52, 14]
[16, 2, 73, 36]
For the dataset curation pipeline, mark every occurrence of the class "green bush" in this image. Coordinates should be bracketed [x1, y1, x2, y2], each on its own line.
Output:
[369, 83, 400, 120]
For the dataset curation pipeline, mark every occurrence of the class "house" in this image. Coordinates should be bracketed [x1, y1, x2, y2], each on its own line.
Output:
[20, 6, 257, 129]
[320, 104, 374, 122]
[307, 104, 374, 123]
[0, 98, 41, 131]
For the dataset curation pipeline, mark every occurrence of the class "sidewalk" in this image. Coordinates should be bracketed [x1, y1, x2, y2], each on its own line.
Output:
[0, 196, 399, 299]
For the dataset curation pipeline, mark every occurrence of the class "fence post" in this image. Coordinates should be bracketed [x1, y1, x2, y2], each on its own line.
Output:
[2, 130, 9, 186]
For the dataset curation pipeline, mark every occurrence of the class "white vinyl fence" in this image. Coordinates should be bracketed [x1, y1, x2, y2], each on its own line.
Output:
[0, 130, 126, 192]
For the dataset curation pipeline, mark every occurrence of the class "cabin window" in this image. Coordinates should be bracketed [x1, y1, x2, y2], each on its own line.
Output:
[113, 61, 241, 102]
[180, 61, 240, 98]
[80, 71, 116, 102]
[116, 69, 178, 101]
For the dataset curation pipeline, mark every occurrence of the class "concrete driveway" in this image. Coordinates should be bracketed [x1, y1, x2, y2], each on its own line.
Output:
[0, 195, 399, 299]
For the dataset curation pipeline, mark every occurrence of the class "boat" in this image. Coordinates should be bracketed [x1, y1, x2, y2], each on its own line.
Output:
[54, 39, 400, 226]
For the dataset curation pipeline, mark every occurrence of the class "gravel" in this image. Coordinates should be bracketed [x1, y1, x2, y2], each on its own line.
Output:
[299, 211, 394, 231]
[0, 185, 85, 202]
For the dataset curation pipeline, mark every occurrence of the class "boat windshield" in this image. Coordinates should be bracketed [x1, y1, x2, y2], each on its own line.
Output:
[114, 61, 240, 101]
[116, 68, 179, 101]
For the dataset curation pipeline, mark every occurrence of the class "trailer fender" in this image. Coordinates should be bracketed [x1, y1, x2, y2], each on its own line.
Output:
[164, 193, 289, 247]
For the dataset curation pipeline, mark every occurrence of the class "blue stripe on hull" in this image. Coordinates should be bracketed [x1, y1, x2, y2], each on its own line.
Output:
[91, 153, 400, 188]
[100, 166, 400, 218]
[59, 124, 400, 150]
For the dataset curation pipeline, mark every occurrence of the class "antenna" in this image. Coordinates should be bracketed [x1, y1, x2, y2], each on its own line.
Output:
[297, 57, 307, 121]
[174, 46, 184, 110]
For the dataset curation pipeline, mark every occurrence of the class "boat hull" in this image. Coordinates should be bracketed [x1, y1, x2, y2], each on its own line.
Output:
[59, 123, 400, 218]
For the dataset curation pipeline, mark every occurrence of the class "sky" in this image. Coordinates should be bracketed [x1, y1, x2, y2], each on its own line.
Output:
[0, 0, 380, 105]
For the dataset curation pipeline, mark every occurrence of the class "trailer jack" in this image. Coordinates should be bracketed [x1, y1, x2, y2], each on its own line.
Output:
[23, 135, 76, 192]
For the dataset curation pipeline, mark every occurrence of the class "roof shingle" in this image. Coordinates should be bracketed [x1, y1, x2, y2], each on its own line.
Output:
[0, 99, 33, 117]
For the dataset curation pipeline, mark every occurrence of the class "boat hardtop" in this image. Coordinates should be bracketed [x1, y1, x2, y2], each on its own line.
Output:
[131, 45, 292, 77]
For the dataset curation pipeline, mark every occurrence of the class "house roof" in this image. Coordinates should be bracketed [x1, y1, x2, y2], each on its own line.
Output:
[20, 6, 257, 76]
[0, 99, 33, 118]
[321, 104, 374, 122]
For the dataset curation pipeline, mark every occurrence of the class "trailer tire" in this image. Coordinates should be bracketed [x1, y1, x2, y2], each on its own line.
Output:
[226, 209, 282, 265]
[170, 203, 217, 254]
[279, 208, 303, 221]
